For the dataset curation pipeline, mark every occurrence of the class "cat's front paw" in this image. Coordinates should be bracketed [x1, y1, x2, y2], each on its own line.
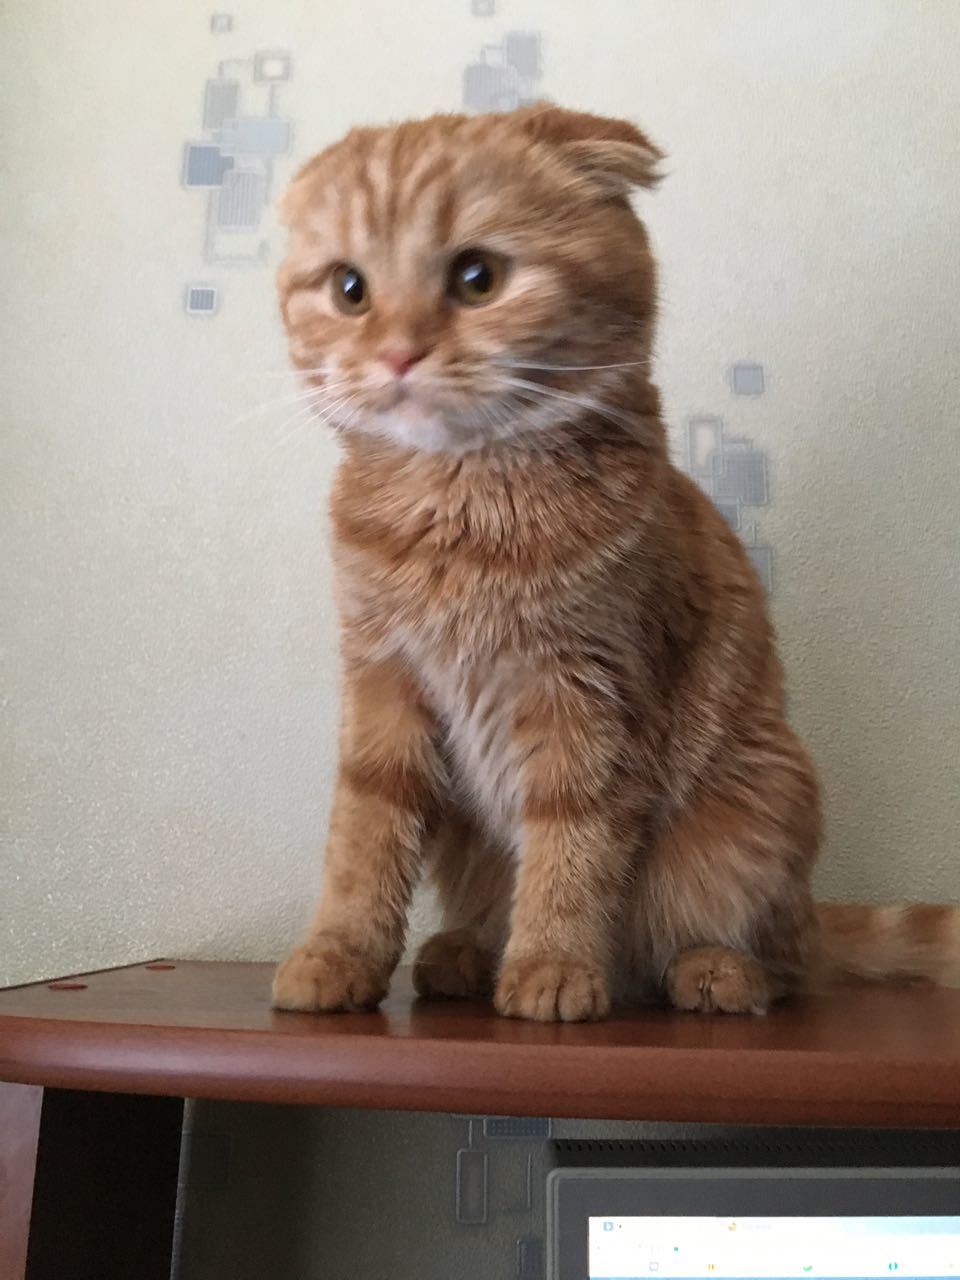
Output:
[665, 946, 773, 1014]
[272, 938, 390, 1013]
[495, 955, 611, 1022]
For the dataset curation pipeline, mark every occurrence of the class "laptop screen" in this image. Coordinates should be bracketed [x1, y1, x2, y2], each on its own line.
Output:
[588, 1215, 960, 1279]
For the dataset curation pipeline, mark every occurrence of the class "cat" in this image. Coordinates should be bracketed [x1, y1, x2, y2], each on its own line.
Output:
[271, 105, 958, 1021]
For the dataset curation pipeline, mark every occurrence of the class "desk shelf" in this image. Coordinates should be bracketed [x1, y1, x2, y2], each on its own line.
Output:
[4, 961, 960, 1280]
[3, 959, 960, 1128]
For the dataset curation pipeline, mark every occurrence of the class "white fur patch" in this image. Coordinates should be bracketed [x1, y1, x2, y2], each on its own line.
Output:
[365, 405, 482, 455]
[400, 635, 526, 848]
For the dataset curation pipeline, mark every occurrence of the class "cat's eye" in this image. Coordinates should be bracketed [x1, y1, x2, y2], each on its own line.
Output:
[448, 250, 507, 307]
[331, 264, 370, 316]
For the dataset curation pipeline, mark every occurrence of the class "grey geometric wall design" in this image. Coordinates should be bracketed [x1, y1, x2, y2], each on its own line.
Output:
[184, 284, 219, 316]
[483, 1117, 551, 1141]
[746, 544, 774, 591]
[684, 368, 774, 592]
[181, 27, 293, 309]
[730, 360, 765, 396]
[455, 1147, 489, 1223]
[463, 29, 544, 112]
[517, 1236, 545, 1278]
[451, 1115, 547, 1275]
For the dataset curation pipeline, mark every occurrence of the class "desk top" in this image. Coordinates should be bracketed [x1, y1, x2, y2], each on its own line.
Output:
[1, 961, 959, 1126]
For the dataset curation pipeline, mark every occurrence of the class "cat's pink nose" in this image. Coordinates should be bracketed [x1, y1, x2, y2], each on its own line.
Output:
[380, 346, 428, 378]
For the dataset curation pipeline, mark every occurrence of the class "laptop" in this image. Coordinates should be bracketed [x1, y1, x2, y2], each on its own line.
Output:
[548, 1164, 960, 1280]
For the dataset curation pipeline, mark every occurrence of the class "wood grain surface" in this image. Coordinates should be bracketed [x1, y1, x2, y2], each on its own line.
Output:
[2, 962, 959, 1126]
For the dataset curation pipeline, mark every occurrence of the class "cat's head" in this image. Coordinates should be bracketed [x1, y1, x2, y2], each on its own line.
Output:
[277, 105, 663, 454]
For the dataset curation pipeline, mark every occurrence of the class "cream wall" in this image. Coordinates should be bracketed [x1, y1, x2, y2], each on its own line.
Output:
[3, 0, 958, 986]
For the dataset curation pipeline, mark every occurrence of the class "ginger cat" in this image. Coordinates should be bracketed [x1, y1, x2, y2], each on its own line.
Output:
[271, 106, 958, 1021]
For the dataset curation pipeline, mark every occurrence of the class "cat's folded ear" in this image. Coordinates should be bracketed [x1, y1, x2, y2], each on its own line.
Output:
[510, 103, 665, 195]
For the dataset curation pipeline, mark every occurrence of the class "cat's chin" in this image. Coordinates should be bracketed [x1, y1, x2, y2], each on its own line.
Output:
[358, 405, 492, 457]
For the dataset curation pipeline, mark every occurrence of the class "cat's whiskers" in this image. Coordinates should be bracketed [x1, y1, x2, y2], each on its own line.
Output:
[252, 391, 360, 497]
[498, 375, 637, 436]
[238, 384, 353, 468]
[226, 379, 352, 433]
[244, 361, 337, 381]
[334, 398, 364, 437]
[267, 389, 357, 450]
[495, 357, 649, 374]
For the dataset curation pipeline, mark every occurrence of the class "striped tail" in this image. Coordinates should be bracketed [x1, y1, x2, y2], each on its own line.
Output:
[816, 902, 960, 987]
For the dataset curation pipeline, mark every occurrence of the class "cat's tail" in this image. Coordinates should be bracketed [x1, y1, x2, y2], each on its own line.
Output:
[814, 902, 960, 988]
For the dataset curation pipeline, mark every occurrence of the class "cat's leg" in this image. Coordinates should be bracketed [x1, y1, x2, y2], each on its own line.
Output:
[636, 728, 820, 1015]
[272, 656, 440, 1012]
[413, 814, 512, 999]
[494, 679, 638, 1023]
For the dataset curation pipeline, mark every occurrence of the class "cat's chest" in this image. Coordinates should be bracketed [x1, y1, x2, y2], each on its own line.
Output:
[333, 446, 596, 647]
[405, 638, 528, 841]
[336, 494, 546, 837]
[332, 449, 621, 837]
[356, 540, 551, 839]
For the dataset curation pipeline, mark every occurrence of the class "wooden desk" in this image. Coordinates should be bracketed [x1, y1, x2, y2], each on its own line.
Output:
[2, 960, 959, 1278]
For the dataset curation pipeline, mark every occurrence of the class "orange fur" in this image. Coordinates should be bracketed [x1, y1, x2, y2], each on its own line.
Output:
[271, 106, 958, 1021]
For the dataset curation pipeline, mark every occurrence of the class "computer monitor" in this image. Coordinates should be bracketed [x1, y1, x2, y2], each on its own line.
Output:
[548, 1168, 960, 1280]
